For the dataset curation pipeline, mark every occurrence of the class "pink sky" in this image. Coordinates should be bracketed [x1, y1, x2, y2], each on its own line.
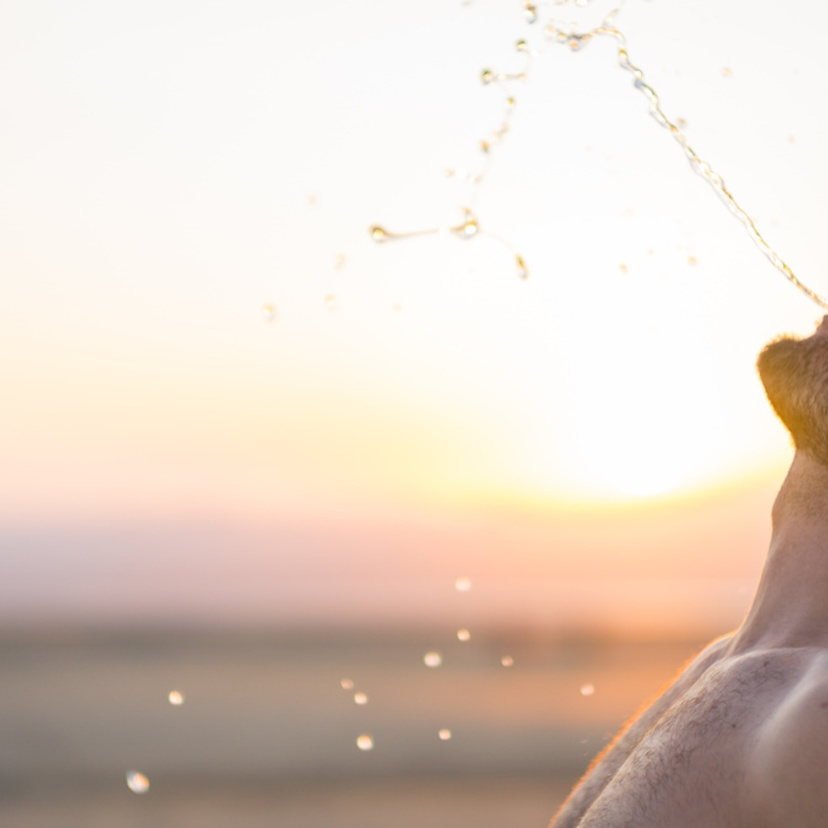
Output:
[0, 469, 778, 637]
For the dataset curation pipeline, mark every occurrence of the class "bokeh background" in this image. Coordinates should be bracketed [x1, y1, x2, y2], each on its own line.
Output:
[2, 0, 826, 825]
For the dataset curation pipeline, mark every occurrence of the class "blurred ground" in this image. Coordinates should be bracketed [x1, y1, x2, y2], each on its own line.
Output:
[0, 628, 708, 827]
[0, 778, 573, 828]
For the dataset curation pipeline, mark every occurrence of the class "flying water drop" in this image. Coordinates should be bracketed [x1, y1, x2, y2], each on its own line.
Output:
[424, 651, 443, 668]
[524, 2, 538, 23]
[168, 690, 184, 706]
[438, 729, 452, 741]
[369, 223, 439, 243]
[126, 771, 150, 794]
[341, 678, 354, 690]
[261, 304, 277, 323]
[481, 69, 495, 85]
[451, 208, 479, 239]
[580, 683, 595, 697]
[455, 577, 472, 592]
[354, 692, 368, 705]
[356, 734, 374, 751]
[516, 254, 529, 280]
[457, 629, 471, 642]
[501, 655, 515, 667]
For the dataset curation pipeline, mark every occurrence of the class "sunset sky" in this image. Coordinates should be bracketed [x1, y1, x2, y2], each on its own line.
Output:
[2, 0, 827, 635]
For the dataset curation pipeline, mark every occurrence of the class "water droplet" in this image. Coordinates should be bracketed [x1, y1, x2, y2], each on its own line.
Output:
[480, 140, 491, 153]
[457, 629, 471, 642]
[324, 294, 339, 311]
[168, 690, 184, 706]
[438, 729, 452, 740]
[452, 209, 479, 239]
[262, 304, 277, 322]
[516, 39, 528, 52]
[580, 683, 595, 697]
[341, 678, 354, 690]
[505, 96, 516, 109]
[501, 655, 514, 667]
[516, 254, 528, 280]
[356, 734, 374, 751]
[455, 577, 471, 592]
[424, 651, 443, 668]
[126, 770, 150, 794]
[524, 2, 538, 23]
[334, 254, 346, 270]
[481, 69, 495, 85]
[354, 692, 368, 705]
[370, 225, 389, 242]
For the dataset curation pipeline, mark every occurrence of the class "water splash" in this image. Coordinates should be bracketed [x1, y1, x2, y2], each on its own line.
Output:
[370, 3, 827, 310]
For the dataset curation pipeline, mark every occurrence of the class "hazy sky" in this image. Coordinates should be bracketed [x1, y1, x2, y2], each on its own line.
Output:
[1, 0, 825, 631]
